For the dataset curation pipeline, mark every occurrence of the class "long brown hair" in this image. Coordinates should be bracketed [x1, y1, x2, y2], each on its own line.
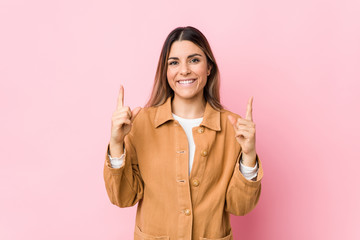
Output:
[145, 26, 223, 110]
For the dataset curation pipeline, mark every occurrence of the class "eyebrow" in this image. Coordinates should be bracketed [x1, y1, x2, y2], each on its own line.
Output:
[168, 53, 202, 61]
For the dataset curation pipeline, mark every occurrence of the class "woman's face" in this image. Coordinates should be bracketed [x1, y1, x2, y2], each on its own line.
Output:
[167, 40, 212, 102]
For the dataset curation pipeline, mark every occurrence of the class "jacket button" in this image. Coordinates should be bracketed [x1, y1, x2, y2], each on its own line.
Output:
[184, 209, 191, 216]
[192, 179, 200, 187]
[201, 150, 208, 157]
[197, 127, 204, 133]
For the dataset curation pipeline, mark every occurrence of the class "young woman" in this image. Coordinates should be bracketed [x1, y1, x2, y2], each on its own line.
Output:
[104, 26, 263, 240]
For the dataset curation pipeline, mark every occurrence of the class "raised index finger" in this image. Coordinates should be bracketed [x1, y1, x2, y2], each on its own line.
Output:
[117, 85, 124, 110]
[245, 96, 253, 121]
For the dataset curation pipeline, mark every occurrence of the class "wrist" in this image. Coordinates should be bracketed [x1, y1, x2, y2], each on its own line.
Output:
[109, 140, 124, 157]
[241, 151, 257, 167]
[109, 138, 123, 147]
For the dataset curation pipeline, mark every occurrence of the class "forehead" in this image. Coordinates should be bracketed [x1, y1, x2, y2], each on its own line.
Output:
[168, 40, 204, 57]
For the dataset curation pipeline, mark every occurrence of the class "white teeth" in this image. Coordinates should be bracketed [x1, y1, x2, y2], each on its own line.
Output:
[178, 79, 195, 84]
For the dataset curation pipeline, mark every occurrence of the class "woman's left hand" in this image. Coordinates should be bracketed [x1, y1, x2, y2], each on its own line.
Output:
[227, 96, 256, 164]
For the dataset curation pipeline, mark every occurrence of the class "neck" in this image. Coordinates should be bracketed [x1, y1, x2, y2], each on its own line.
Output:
[171, 94, 206, 119]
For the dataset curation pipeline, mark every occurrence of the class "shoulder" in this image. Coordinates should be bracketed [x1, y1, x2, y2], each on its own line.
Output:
[219, 108, 240, 118]
[219, 108, 242, 125]
[132, 105, 156, 124]
[130, 105, 160, 132]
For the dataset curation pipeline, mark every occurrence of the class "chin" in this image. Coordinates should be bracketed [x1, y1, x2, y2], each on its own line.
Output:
[174, 91, 203, 101]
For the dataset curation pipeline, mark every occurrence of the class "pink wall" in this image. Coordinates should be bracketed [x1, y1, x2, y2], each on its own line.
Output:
[1, 0, 359, 239]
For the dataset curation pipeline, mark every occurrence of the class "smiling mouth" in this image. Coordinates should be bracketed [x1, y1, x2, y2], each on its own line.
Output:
[177, 79, 196, 85]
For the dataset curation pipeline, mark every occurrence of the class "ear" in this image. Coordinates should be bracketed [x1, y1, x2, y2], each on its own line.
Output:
[207, 63, 213, 76]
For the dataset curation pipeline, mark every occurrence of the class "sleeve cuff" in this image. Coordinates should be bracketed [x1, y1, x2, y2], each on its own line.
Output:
[239, 160, 259, 180]
[107, 144, 126, 169]
[236, 153, 263, 184]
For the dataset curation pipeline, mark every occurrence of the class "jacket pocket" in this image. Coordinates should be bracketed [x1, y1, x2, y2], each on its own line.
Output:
[199, 229, 233, 240]
[134, 225, 170, 240]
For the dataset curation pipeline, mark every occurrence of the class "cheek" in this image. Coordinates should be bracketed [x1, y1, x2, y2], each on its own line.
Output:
[167, 68, 177, 82]
[195, 64, 209, 77]
[166, 70, 175, 87]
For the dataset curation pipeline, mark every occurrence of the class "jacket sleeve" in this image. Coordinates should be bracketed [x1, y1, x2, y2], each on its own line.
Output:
[225, 152, 263, 216]
[103, 132, 144, 208]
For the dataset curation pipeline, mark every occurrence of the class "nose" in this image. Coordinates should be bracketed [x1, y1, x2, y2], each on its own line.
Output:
[180, 63, 191, 76]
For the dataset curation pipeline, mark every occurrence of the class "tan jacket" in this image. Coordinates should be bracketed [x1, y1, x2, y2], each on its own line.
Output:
[103, 96, 263, 240]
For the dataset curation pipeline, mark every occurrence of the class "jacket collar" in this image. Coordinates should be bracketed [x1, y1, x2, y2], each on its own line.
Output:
[154, 96, 221, 131]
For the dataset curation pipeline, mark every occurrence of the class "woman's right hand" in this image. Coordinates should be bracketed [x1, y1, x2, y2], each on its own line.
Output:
[110, 85, 141, 153]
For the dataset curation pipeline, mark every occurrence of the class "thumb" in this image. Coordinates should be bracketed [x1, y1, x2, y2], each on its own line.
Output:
[131, 107, 142, 122]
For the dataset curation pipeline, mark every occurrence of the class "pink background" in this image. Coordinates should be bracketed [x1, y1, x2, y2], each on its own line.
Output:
[1, 0, 359, 239]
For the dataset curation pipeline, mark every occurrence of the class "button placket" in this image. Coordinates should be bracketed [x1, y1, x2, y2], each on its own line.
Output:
[174, 118, 193, 238]
[191, 128, 217, 208]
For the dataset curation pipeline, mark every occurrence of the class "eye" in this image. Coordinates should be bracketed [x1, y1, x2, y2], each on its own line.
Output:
[190, 58, 200, 63]
[169, 61, 178, 66]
